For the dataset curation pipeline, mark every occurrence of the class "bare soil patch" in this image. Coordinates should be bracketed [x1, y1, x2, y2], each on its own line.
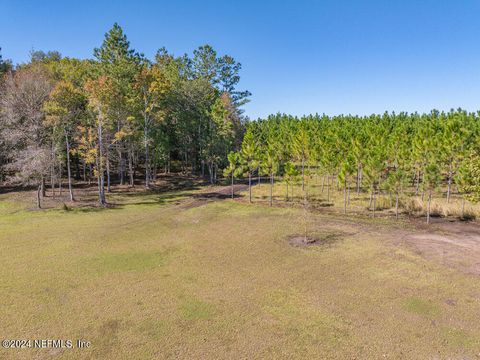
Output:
[288, 231, 345, 248]
[395, 220, 480, 275]
[180, 184, 249, 209]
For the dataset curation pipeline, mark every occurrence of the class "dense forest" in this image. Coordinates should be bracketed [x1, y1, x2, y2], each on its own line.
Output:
[232, 111, 480, 222]
[0, 24, 249, 207]
[2, 24, 480, 223]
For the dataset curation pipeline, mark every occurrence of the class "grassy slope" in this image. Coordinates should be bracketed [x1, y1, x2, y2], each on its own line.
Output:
[0, 188, 480, 359]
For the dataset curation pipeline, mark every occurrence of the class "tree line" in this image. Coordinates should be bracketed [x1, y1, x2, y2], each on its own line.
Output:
[227, 111, 480, 223]
[3, 25, 480, 222]
[0, 24, 249, 207]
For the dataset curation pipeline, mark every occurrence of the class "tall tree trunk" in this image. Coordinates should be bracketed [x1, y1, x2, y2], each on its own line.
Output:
[128, 147, 134, 187]
[343, 182, 347, 215]
[372, 189, 376, 218]
[51, 170, 55, 199]
[37, 183, 42, 209]
[50, 156, 55, 199]
[427, 191, 432, 224]
[58, 162, 62, 196]
[208, 162, 213, 184]
[97, 117, 106, 206]
[270, 173, 273, 207]
[303, 189, 308, 243]
[249, 172, 252, 203]
[41, 176, 46, 198]
[415, 170, 420, 196]
[327, 177, 330, 202]
[231, 172, 234, 199]
[395, 192, 399, 219]
[286, 182, 289, 202]
[118, 148, 124, 185]
[301, 157, 305, 191]
[356, 164, 360, 194]
[88, 164, 92, 185]
[144, 114, 150, 188]
[106, 144, 111, 193]
[50, 136, 55, 198]
[64, 128, 74, 202]
[152, 163, 157, 182]
[446, 161, 453, 203]
[359, 165, 363, 194]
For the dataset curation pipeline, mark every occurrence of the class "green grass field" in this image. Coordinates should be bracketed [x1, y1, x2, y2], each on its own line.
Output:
[1, 183, 480, 359]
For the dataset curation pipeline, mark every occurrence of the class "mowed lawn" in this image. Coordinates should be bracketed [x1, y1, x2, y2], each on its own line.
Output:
[1, 188, 480, 359]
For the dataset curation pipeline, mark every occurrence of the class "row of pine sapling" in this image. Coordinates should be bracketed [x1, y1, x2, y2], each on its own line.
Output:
[224, 112, 480, 224]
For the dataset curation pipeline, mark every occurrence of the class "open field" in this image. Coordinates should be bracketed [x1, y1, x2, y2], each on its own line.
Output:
[1, 178, 480, 359]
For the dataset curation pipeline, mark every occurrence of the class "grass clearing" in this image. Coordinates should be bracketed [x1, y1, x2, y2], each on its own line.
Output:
[1, 183, 480, 359]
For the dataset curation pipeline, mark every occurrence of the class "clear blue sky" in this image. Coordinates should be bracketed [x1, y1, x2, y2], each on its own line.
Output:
[2, 0, 480, 119]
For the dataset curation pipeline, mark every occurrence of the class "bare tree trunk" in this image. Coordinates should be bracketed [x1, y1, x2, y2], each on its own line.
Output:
[88, 164, 92, 185]
[427, 191, 432, 224]
[106, 144, 111, 193]
[64, 128, 74, 202]
[286, 182, 289, 202]
[415, 170, 420, 196]
[356, 164, 360, 194]
[41, 177, 46, 198]
[301, 157, 305, 191]
[327, 177, 330, 202]
[303, 189, 308, 243]
[118, 149, 124, 185]
[372, 189, 376, 218]
[395, 192, 399, 219]
[144, 114, 150, 188]
[50, 156, 55, 199]
[128, 147, 134, 187]
[461, 197, 465, 218]
[446, 162, 453, 203]
[58, 162, 62, 196]
[37, 184, 42, 209]
[359, 166, 363, 192]
[231, 172, 234, 199]
[270, 173, 273, 207]
[249, 172, 252, 203]
[152, 163, 157, 182]
[51, 136, 56, 199]
[97, 117, 106, 206]
[343, 183, 347, 215]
